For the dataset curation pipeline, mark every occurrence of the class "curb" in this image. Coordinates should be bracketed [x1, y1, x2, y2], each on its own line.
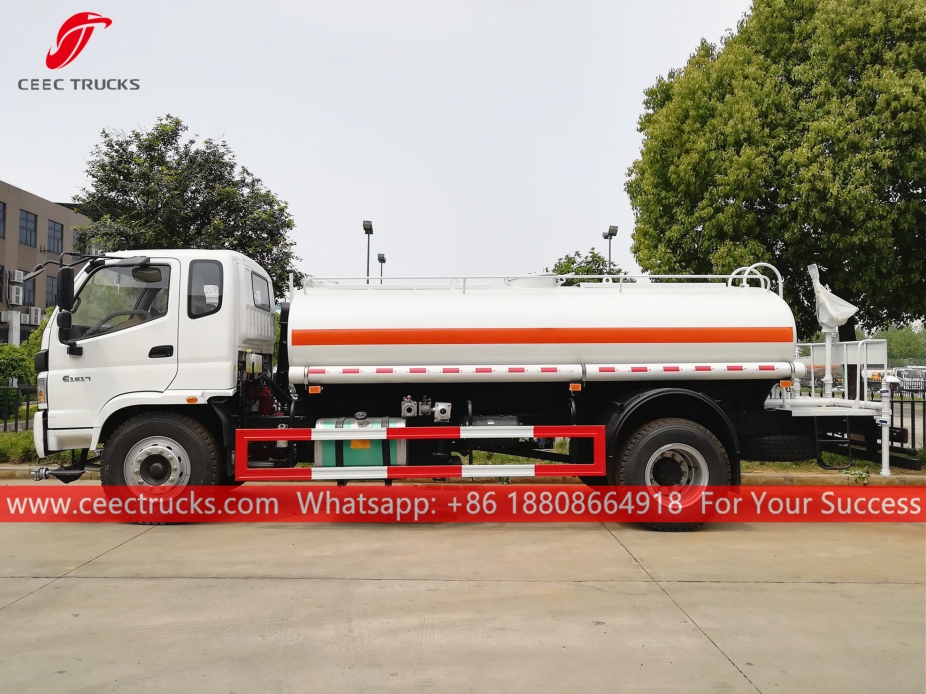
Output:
[741, 472, 925, 486]
[0, 467, 922, 485]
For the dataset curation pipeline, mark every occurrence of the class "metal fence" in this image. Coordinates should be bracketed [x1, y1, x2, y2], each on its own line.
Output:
[891, 388, 926, 451]
[888, 378, 926, 398]
[0, 386, 38, 433]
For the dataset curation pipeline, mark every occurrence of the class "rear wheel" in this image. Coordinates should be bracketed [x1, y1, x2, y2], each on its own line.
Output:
[609, 418, 730, 532]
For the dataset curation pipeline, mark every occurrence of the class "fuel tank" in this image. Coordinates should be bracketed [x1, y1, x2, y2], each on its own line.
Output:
[286, 279, 797, 378]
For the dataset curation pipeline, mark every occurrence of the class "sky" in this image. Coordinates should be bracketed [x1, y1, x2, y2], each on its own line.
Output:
[0, 0, 753, 280]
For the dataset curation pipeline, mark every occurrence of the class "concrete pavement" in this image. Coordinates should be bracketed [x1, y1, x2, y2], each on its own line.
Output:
[0, 482, 923, 693]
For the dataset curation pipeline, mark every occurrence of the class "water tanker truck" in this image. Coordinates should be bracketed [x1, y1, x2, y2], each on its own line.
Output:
[25, 250, 917, 529]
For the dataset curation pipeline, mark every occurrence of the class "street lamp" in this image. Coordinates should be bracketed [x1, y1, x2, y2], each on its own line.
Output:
[378, 253, 386, 284]
[602, 225, 618, 274]
[363, 221, 373, 284]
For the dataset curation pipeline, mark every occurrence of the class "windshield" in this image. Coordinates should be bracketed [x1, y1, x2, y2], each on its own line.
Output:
[70, 264, 171, 340]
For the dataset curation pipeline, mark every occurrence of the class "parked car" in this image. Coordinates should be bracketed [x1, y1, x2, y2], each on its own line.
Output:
[890, 368, 925, 396]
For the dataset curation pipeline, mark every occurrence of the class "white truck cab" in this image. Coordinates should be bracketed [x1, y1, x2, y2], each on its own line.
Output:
[35, 250, 275, 459]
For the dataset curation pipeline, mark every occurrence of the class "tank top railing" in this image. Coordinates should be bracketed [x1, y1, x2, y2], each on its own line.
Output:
[301, 268, 780, 295]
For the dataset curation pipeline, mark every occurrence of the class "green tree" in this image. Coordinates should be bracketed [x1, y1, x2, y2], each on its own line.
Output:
[874, 325, 926, 366]
[20, 309, 52, 384]
[0, 344, 32, 385]
[74, 115, 304, 297]
[626, 0, 926, 339]
[546, 248, 631, 286]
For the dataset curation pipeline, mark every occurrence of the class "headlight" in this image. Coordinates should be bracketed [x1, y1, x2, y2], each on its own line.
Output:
[37, 377, 46, 407]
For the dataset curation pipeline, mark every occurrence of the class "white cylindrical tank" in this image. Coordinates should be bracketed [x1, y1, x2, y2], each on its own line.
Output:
[287, 280, 797, 381]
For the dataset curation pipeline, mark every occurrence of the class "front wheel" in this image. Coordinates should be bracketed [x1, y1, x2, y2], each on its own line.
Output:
[102, 412, 221, 490]
[609, 417, 730, 532]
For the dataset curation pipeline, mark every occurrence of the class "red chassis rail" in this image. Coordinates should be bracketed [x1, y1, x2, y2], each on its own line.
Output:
[234, 425, 606, 481]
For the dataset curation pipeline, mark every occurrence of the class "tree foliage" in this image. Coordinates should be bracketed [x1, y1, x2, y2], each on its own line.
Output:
[626, 0, 926, 337]
[0, 344, 32, 385]
[546, 248, 631, 286]
[19, 310, 51, 384]
[874, 324, 926, 366]
[74, 115, 303, 296]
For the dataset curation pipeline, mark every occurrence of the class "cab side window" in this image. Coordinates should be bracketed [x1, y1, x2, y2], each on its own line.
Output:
[68, 264, 170, 341]
[188, 260, 223, 318]
[251, 272, 272, 311]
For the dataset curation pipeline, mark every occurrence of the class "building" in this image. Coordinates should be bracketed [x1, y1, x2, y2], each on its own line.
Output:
[0, 180, 88, 344]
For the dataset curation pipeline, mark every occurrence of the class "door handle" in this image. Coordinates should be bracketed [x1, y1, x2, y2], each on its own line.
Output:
[148, 345, 174, 358]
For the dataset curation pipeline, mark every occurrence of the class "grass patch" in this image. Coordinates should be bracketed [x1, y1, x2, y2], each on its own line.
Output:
[742, 451, 924, 475]
[0, 430, 68, 464]
[2, 404, 36, 425]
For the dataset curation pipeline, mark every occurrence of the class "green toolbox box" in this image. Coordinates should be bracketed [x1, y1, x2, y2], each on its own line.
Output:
[314, 414, 407, 467]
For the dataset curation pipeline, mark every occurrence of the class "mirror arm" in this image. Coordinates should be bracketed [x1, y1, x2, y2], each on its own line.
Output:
[23, 259, 61, 283]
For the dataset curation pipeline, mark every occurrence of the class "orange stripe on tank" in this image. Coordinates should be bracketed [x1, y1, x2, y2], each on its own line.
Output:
[291, 326, 794, 347]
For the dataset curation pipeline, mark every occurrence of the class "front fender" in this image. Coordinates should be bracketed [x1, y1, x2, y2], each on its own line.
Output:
[90, 389, 236, 449]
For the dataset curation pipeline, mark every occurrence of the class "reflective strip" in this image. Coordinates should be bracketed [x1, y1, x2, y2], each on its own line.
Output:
[312, 428, 388, 441]
[460, 465, 535, 477]
[311, 467, 388, 480]
[296, 362, 797, 384]
[458, 426, 535, 439]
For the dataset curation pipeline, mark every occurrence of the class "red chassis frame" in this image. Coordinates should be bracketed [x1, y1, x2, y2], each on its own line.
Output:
[234, 425, 606, 481]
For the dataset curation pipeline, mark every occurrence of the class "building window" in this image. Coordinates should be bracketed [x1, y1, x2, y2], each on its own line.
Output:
[0, 265, 4, 304]
[0, 201, 6, 239]
[19, 210, 37, 247]
[22, 272, 35, 307]
[46, 276, 58, 308]
[48, 220, 63, 254]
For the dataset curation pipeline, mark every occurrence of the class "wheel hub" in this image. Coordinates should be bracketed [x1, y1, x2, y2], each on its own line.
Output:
[644, 444, 709, 489]
[124, 437, 192, 488]
[651, 455, 685, 485]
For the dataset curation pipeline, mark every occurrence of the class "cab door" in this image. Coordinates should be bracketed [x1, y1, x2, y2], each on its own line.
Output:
[46, 258, 180, 431]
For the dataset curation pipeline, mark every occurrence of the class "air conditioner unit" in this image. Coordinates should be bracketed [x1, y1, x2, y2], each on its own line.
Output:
[8, 270, 23, 285]
[27, 307, 42, 325]
[7, 285, 23, 306]
[0, 311, 9, 323]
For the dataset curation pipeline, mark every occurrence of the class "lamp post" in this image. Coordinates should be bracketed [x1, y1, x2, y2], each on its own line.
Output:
[601, 225, 618, 274]
[378, 253, 386, 284]
[363, 221, 373, 284]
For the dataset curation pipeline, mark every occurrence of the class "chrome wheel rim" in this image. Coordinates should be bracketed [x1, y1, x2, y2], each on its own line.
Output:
[123, 436, 192, 491]
[643, 443, 709, 508]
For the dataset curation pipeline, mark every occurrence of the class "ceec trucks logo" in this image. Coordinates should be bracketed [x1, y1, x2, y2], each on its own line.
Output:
[16, 12, 139, 92]
[46, 12, 112, 69]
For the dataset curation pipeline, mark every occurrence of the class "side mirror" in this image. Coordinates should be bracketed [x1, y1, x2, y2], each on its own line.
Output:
[57, 311, 72, 346]
[57, 266, 75, 311]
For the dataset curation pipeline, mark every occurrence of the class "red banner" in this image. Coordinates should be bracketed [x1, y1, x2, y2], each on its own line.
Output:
[1, 486, 923, 523]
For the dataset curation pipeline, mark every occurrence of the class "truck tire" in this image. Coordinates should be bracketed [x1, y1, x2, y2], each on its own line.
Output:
[610, 418, 730, 532]
[740, 434, 815, 462]
[102, 411, 221, 489]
